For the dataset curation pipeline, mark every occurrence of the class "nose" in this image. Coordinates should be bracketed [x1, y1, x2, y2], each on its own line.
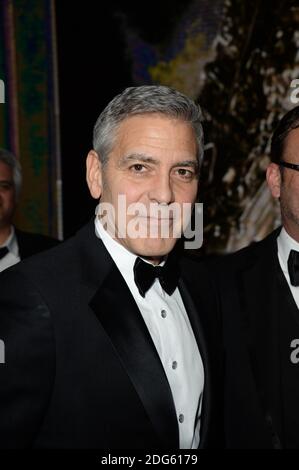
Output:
[148, 172, 174, 205]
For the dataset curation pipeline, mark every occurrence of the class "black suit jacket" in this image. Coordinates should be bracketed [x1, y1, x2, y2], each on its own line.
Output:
[15, 228, 59, 259]
[0, 220, 223, 449]
[212, 228, 285, 448]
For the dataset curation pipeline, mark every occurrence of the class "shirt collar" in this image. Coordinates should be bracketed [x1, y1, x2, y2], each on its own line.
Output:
[94, 214, 165, 282]
[277, 226, 299, 272]
[0, 225, 19, 257]
[95, 215, 138, 282]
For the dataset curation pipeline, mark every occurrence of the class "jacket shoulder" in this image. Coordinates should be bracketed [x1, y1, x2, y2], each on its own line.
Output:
[15, 228, 60, 259]
[209, 228, 281, 274]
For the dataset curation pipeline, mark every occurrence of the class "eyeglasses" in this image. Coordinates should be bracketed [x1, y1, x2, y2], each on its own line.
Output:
[279, 161, 299, 172]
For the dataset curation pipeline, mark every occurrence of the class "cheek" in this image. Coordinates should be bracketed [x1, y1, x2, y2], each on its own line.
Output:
[2, 193, 14, 206]
[280, 182, 299, 213]
[117, 182, 145, 204]
[282, 178, 296, 198]
[176, 182, 198, 202]
[289, 185, 299, 207]
[106, 183, 145, 219]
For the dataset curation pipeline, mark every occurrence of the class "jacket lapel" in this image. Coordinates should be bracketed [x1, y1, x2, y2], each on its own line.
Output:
[78, 222, 179, 448]
[238, 230, 283, 448]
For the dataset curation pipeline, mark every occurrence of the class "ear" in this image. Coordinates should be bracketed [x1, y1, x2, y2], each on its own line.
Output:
[266, 162, 282, 199]
[86, 150, 102, 199]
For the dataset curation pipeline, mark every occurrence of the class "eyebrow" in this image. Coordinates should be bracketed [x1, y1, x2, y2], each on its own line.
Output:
[119, 153, 158, 165]
[119, 153, 199, 171]
[173, 160, 199, 170]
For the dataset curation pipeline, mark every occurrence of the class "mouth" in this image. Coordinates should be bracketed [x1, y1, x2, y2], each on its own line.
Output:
[140, 216, 174, 222]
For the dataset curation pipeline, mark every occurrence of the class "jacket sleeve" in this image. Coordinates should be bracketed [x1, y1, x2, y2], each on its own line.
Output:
[0, 268, 55, 448]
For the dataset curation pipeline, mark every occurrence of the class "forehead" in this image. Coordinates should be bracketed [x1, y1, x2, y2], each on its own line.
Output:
[113, 114, 198, 156]
[0, 161, 13, 180]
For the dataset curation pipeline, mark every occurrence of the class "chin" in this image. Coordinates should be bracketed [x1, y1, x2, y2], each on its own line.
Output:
[131, 238, 177, 258]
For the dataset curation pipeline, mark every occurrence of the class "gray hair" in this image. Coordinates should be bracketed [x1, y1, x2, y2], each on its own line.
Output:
[0, 148, 22, 197]
[93, 85, 204, 166]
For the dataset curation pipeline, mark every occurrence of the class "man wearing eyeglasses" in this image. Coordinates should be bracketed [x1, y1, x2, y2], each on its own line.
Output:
[214, 106, 299, 449]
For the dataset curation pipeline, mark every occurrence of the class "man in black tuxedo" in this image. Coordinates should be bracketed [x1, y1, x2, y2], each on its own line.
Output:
[215, 105, 299, 448]
[0, 148, 58, 272]
[0, 86, 223, 449]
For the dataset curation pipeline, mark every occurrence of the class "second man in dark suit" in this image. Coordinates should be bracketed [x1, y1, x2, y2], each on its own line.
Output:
[215, 106, 299, 448]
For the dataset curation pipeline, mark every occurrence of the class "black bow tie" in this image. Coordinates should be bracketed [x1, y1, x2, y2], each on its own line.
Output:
[0, 246, 8, 260]
[288, 249, 299, 286]
[133, 254, 180, 297]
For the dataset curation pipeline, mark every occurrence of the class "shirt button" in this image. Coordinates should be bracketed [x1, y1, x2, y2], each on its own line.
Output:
[172, 361, 178, 370]
[179, 414, 184, 423]
[161, 309, 167, 318]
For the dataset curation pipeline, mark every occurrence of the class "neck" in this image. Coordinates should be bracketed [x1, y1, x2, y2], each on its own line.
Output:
[0, 225, 12, 245]
[141, 255, 165, 265]
[282, 221, 299, 244]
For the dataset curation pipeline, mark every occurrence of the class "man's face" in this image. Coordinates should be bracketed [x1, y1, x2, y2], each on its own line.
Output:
[87, 114, 199, 262]
[0, 161, 16, 229]
[267, 128, 299, 241]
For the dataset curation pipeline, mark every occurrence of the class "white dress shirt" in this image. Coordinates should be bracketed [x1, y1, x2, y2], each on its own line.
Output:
[0, 226, 20, 272]
[95, 216, 204, 449]
[277, 227, 299, 309]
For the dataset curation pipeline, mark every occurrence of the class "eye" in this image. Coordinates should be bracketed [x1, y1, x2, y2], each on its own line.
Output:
[175, 168, 195, 179]
[130, 163, 146, 173]
[0, 182, 13, 191]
